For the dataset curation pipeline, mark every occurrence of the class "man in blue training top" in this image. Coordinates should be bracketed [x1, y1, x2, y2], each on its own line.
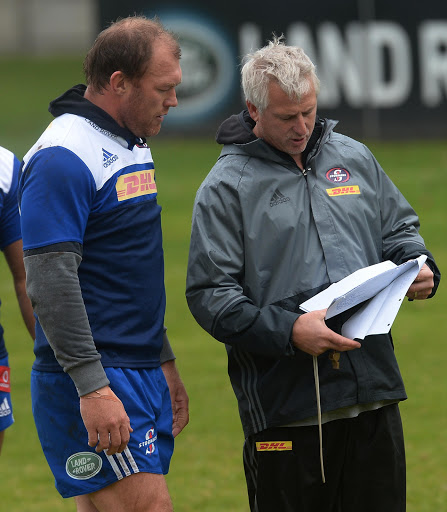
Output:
[18, 15, 188, 512]
[0, 145, 35, 454]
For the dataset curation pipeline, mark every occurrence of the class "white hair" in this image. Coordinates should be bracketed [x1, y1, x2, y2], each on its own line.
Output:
[241, 36, 320, 112]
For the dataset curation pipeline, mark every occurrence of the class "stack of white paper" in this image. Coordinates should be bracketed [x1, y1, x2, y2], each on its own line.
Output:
[299, 255, 427, 340]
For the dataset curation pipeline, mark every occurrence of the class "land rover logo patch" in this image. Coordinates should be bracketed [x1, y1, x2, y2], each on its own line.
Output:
[66, 452, 102, 480]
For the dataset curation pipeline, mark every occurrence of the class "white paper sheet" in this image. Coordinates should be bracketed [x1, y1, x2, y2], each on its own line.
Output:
[299, 255, 427, 340]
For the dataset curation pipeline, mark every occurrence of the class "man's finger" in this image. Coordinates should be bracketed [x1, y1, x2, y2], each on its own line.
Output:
[330, 333, 362, 352]
[94, 428, 111, 453]
[115, 423, 133, 453]
[106, 428, 124, 456]
[87, 431, 99, 449]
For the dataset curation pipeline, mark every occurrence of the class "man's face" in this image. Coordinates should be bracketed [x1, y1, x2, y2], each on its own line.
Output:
[119, 41, 182, 138]
[247, 80, 317, 167]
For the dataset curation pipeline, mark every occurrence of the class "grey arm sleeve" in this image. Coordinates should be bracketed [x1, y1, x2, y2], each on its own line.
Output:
[24, 251, 109, 396]
[160, 326, 176, 364]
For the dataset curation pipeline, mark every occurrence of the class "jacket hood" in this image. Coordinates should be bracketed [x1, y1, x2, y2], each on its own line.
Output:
[215, 110, 258, 145]
[216, 109, 335, 167]
[48, 84, 145, 146]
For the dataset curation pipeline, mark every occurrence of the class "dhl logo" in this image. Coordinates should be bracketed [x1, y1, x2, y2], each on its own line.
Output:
[326, 185, 360, 197]
[256, 441, 292, 452]
[116, 169, 157, 201]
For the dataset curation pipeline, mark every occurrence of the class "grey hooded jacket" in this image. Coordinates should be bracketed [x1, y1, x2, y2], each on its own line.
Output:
[186, 111, 440, 438]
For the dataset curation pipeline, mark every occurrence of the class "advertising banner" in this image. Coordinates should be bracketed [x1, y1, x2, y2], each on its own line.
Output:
[99, 1, 447, 139]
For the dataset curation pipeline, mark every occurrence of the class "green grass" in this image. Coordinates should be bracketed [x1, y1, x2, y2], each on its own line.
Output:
[0, 57, 446, 511]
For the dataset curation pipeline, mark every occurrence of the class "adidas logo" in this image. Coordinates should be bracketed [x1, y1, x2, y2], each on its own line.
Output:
[270, 189, 290, 207]
[0, 397, 11, 417]
[102, 148, 118, 168]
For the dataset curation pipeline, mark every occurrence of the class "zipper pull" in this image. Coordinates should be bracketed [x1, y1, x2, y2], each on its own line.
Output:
[329, 350, 340, 369]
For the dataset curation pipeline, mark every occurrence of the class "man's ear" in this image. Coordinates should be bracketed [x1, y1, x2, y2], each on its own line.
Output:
[246, 100, 259, 122]
[109, 71, 128, 96]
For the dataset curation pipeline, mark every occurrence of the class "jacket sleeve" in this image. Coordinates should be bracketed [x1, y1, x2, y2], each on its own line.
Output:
[186, 166, 298, 358]
[376, 154, 441, 296]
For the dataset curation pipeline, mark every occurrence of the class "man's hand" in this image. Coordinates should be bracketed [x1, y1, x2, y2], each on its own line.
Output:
[291, 309, 361, 357]
[161, 360, 189, 437]
[80, 386, 133, 455]
[406, 263, 434, 300]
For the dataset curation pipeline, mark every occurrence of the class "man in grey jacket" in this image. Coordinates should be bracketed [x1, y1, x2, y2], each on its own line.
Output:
[186, 37, 440, 511]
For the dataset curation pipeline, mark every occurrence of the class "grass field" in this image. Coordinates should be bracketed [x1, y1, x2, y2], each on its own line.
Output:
[0, 57, 446, 511]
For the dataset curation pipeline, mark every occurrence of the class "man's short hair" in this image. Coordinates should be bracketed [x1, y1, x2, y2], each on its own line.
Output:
[242, 35, 320, 112]
[83, 15, 181, 93]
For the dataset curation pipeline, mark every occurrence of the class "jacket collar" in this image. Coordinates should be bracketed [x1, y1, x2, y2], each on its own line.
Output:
[49, 84, 146, 148]
[217, 109, 334, 167]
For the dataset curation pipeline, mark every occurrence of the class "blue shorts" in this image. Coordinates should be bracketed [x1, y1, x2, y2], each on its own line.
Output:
[0, 357, 14, 432]
[31, 366, 174, 498]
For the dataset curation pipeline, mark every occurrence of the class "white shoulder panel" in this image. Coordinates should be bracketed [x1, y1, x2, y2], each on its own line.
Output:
[0, 146, 15, 194]
[22, 114, 154, 191]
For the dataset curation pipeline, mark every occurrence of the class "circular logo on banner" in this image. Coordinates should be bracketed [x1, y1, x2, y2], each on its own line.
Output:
[326, 168, 350, 183]
[154, 13, 237, 125]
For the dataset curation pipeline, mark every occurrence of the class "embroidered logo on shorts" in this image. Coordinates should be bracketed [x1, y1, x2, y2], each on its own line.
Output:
[139, 428, 158, 455]
[66, 452, 102, 480]
[0, 397, 11, 417]
[256, 441, 292, 451]
[0, 366, 10, 392]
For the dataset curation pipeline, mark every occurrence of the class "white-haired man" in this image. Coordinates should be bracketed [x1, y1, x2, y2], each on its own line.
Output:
[186, 37, 440, 511]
